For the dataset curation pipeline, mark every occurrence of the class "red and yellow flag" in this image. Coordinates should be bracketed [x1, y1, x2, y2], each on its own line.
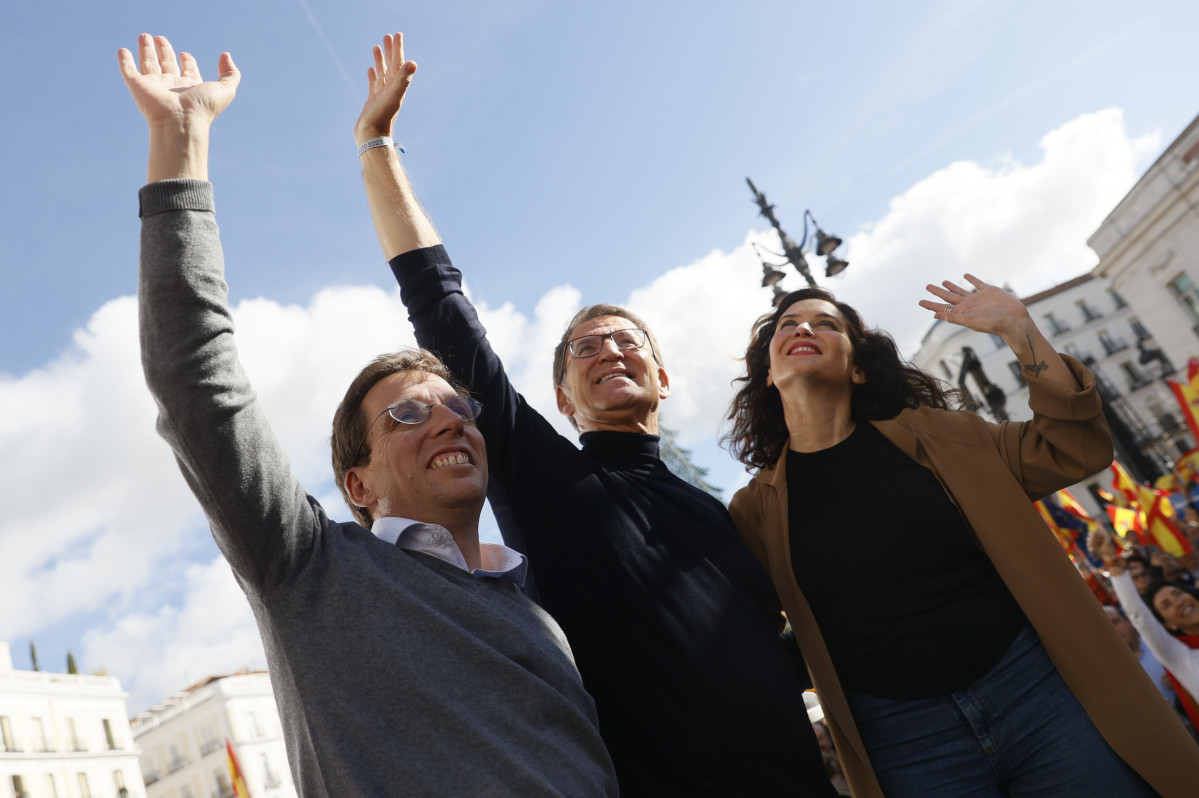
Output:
[1107, 504, 1144, 545]
[1136, 484, 1193, 558]
[1167, 357, 1199, 441]
[1176, 447, 1199, 486]
[1110, 460, 1140, 507]
[226, 739, 251, 798]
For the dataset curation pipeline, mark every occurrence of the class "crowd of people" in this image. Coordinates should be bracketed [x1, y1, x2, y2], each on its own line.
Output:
[120, 28, 1199, 798]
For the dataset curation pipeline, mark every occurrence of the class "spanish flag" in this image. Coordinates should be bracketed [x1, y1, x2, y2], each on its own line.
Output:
[1176, 447, 1199, 486]
[1107, 504, 1144, 545]
[1135, 484, 1193, 558]
[1167, 357, 1199, 441]
[1110, 460, 1140, 506]
[226, 739, 251, 798]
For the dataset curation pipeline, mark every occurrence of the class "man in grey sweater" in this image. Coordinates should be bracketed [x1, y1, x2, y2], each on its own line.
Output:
[119, 32, 616, 798]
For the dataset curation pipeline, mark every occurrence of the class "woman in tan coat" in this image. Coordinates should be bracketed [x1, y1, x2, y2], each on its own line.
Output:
[725, 276, 1199, 797]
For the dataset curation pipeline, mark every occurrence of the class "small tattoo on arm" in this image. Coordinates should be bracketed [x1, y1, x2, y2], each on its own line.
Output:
[1023, 335, 1048, 378]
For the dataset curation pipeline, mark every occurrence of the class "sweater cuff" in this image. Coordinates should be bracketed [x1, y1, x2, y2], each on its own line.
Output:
[1026, 354, 1104, 420]
[139, 179, 214, 219]
[389, 244, 452, 280]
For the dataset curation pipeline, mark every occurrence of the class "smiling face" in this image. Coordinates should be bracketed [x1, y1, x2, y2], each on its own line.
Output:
[346, 371, 488, 526]
[555, 314, 670, 434]
[1152, 584, 1199, 634]
[766, 298, 865, 396]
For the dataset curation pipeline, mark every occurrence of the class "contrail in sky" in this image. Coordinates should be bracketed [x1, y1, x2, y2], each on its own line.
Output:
[295, 0, 360, 101]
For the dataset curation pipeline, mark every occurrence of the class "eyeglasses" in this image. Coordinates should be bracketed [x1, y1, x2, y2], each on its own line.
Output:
[351, 395, 483, 465]
[566, 328, 649, 359]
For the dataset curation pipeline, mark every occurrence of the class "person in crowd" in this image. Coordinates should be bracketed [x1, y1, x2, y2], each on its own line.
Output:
[724, 279, 1199, 797]
[354, 31, 835, 797]
[1152, 549, 1197, 590]
[1127, 553, 1156, 595]
[1103, 604, 1175, 702]
[120, 32, 616, 797]
[1092, 530, 1199, 699]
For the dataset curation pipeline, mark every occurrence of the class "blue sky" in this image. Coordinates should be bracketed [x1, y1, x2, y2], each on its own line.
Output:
[3, 0, 1198, 712]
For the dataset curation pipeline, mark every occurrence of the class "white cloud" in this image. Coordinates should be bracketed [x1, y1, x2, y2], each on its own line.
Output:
[0, 108, 1158, 716]
[82, 556, 265, 713]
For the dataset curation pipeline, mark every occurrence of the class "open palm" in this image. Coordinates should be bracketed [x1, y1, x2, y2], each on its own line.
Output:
[118, 33, 239, 127]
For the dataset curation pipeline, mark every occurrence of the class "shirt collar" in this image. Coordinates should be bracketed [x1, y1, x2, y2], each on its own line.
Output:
[371, 516, 528, 588]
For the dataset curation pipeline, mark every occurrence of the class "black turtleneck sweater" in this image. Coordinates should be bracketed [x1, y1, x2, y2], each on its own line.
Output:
[392, 245, 835, 798]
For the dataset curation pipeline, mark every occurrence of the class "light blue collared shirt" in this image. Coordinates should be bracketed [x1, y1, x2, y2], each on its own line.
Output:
[371, 516, 529, 589]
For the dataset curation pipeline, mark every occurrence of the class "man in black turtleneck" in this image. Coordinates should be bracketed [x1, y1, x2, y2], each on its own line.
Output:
[358, 32, 835, 798]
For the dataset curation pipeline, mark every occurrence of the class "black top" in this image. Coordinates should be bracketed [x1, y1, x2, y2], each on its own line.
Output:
[786, 423, 1026, 699]
[393, 245, 835, 797]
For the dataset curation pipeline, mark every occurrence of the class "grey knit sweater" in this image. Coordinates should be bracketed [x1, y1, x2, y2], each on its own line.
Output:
[137, 179, 617, 798]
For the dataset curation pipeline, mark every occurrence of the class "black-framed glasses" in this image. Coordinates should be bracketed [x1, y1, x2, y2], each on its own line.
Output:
[567, 328, 649, 359]
[352, 395, 483, 465]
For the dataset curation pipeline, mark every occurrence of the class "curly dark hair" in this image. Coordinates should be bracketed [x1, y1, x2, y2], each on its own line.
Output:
[1142, 579, 1199, 635]
[723, 287, 955, 470]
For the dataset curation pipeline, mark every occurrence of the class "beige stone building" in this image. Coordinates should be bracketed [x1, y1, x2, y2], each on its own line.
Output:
[1089, 113, 1199, 373]
[131, 670, 293, 798]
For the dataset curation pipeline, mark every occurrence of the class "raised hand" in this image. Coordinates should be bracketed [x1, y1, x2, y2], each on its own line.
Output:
[920, 273, 1082, 388]
[355, 32, 418, 143]
[919, 274, 1032, 339]
[118, 34, 240, 129]
[118, 33, 241, 182]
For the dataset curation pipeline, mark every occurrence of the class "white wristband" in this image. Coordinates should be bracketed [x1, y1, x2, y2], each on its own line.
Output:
[357, 136, 405, 156]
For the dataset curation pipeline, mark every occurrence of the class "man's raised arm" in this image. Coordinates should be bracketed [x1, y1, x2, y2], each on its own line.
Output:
[356, 32, 441, 258]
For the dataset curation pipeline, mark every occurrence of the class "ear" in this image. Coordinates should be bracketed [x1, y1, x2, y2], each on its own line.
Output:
[555, 384, 576, 419]
[765, 369, 774, 389]
[657, 366, 671, 400]
[344, 467, 378, 512]
[851, 365, 867, 385]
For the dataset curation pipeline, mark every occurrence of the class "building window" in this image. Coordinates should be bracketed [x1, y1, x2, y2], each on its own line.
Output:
[102, 719, 117, 750]
[1168, 273, 1199, 321]
[1110, 290, 1128, 309]
[1098, 330, 1129, 355]
[180, 786, 194, 798]
[168, 742, 188, 773]
[1120, 361, 1148, 390]
[214, 768, 233, 798]
[262, 753, 281, 788]
[1008, 361, 1025, 382]
[938, 360, 952, 380]
[1044, 312, 1070, 335]
[1076, 299, 1101, 321]
[0, 716, 15, 752]
[1130, 318, 1153, 341]
[246, 712, 262, 739]
[11, 775, 28, 798]
[45, 774, 58, 798]
[77, 773, 92, 798]
[199, 724, 221, 756]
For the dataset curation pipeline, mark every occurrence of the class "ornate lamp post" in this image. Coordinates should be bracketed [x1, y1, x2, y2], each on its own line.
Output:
[746, 178, 848, 302]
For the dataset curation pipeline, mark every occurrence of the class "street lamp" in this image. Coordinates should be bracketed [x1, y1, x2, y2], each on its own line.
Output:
[746, 178, 849, 296]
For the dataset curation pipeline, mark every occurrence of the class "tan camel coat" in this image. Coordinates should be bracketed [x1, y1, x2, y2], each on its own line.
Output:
[729, 356, 1199, 797]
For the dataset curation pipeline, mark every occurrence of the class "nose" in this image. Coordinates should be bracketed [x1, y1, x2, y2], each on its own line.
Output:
[597, 335, 626, 360]
[794, 321, 815, 337]
[427, 402, 466, 436]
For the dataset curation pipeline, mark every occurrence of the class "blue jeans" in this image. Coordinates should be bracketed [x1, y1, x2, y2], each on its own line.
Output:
[846, 625, 1155, 797]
